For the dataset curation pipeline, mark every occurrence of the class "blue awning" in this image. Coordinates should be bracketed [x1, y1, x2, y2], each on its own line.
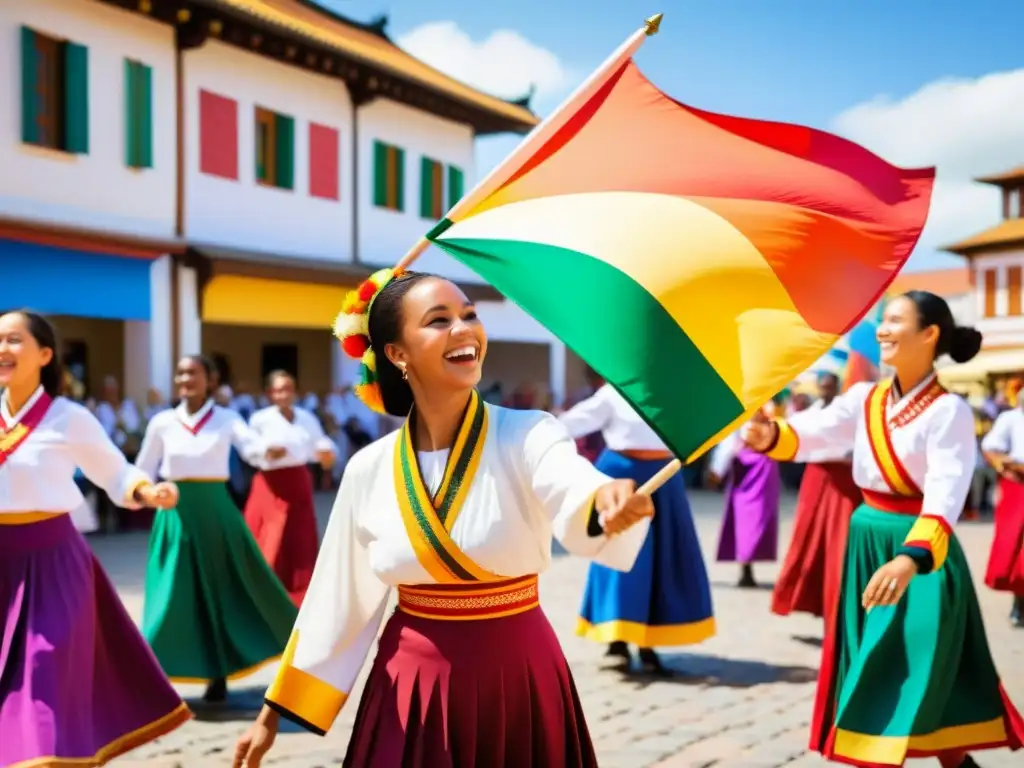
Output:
[0, 238, 152, 320]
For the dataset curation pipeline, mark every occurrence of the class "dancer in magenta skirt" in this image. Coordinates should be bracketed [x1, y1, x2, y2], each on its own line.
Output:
[0, 310, 190, 768]
[234, 270, 655, 767]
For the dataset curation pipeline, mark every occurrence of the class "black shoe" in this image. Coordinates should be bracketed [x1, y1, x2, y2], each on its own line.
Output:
[1011, 597, 1024, 628]
[958, 755, 981, 768]
[605, 641, 630, 659]
[737, 564, 757, 589]
[203, 677, 227, 703]
[637, 648, 673, 678]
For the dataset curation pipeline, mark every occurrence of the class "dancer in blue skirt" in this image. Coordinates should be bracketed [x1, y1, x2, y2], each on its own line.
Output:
[560, 384, 715, 674]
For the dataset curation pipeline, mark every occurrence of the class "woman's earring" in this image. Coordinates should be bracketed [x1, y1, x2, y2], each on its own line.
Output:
[400, 364, 409, 381]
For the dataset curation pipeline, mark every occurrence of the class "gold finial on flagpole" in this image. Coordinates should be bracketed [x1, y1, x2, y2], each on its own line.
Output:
[644, 13, 664, 36]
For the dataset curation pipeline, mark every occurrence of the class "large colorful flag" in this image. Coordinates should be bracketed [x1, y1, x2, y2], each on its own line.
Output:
[423, 19, 934, 462]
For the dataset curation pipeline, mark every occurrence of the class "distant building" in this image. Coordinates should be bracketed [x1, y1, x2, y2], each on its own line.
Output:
[1, 0, 581, 406]
[941, 165, 1024, 399]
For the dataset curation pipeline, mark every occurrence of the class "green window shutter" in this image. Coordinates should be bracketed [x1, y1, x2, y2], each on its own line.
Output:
[137, 63, 153, 168]
[20, 27, 39, 144]
[420, 157, 434, 218]
[448, 165, 464, 209]
[124, 60, 137, 166]
[274, 113, 294, 189]
[394, 146, 405, 212]
[64, 42, 89, 154]
[373, 140, 387, 206]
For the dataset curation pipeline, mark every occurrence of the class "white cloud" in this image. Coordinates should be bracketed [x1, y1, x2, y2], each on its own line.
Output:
[396, 21, 572, 106]
[831, 69, 1024, 269]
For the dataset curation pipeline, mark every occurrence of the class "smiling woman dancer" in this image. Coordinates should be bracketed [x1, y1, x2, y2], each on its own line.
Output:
[0, 310, 190, 768]
[234, 269, 655, 768]
[743, 291, 1024, 768]
[136, 354, 298, 704]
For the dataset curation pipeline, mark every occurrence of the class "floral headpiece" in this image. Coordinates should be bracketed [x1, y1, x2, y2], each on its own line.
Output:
[333, 267, 403, 414]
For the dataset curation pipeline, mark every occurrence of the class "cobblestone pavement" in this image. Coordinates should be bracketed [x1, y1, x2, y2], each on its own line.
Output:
[96, 490, 1023, 767]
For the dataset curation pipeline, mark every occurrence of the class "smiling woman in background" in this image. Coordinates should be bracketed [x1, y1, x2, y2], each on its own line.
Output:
[0, 310, 189, 767]
[234, 269, 655, 768]
[743, 291, 1024, 768]
[135, 354, 299, 704]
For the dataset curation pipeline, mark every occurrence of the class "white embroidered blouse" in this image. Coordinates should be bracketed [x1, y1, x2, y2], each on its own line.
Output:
[768, 373, 975, 530]
[264, 396, 649, 735]
[134, 399, 267, 481]
[248, 406, 336, 471]
[0, 386, 149, 515]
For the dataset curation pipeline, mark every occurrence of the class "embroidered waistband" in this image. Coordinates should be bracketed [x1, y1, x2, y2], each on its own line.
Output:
[862, 489, 923, 515]
[397, 575, 540, 621]
[0, 511, 67, 525]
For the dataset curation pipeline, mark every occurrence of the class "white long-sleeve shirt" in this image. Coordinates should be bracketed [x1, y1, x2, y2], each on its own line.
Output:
[264, 397, 649, 735]
[0, 386, 149, 515]
[558, 384, 668, 451]
[134, 399, 266, 481]
[768, 374, 974, 532]
[981, 408, 1024, 461]
[248, 405, 336, 471]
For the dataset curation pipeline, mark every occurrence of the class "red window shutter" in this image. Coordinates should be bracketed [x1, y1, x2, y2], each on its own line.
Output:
[199, 89, 238, 180]
[309, 122, 339, 200]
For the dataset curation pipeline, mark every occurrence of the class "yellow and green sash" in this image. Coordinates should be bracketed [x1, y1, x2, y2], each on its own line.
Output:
[0, 393, 54, 469]
[863, 380, 922, 497]
[864, 378, 953, 570]
[393, 390, 499, 583]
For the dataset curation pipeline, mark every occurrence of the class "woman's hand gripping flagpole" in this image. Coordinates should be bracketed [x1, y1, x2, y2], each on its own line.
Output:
[388, 11, 692, 501]
[392, 13, 665, 273]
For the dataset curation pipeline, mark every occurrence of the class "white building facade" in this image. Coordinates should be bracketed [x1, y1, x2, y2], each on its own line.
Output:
[0, 0, 179, 402]
[940, 166, 1024, 397]
[1, 0, 582, 407]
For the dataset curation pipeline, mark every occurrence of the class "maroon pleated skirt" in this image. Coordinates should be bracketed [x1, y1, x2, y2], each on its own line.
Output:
[344, 577, 598, 768]
[771, 462, 861, 619]
[243, 465, 319, 605]
[986, 477, 1024, 594]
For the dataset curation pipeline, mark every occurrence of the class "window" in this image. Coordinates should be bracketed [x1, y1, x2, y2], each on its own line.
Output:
[254, 106, 295, 190]
[199, 90, 239, 180]
[420, 157, 444, 219]
[1009, 266, 1022, 316]
[124, 59, 153, 168]
[984, 268, 998, 318]
[20, 26, 89, 154]
[309, 122, 340, 200]
[373, 140, 405, 211]
[447, 165, 464, 209]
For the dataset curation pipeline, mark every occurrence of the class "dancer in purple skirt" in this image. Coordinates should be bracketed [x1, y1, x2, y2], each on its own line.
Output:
[0, 311, 191, 768]
[709, 407, 781, 588]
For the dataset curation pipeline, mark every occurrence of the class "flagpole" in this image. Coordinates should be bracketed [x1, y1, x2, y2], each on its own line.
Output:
[394, 13, 664, 272]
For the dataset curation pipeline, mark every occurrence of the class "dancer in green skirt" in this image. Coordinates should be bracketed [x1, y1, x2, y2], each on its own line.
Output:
[135, 355, 299, 702]
[744, 291, 1024, 767]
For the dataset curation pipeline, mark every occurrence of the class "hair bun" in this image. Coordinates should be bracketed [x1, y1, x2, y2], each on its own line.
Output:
[948, 325, 982, 364]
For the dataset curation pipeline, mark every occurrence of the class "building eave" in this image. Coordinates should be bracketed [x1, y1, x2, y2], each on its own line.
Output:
[186, 244, 503, 302]
[0, 215, 185, 259]
[188, 0, 540, 135]
[974, 165, 1024, 188]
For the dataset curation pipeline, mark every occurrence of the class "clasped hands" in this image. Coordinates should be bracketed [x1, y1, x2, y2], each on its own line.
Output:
[594, 479, 655, 535]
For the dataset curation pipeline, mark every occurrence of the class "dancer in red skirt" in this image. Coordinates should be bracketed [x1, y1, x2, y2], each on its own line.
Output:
[981, 406, 1024, 627]
[234, 270, 655, 768]
[245, 370, 336, 605]
[771, 372, 863, 621]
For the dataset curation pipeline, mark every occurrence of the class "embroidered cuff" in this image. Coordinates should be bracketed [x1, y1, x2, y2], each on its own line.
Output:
[265, 631, 347, 736]
[765, 419, 800, 462]
[898, 515, 952, 573]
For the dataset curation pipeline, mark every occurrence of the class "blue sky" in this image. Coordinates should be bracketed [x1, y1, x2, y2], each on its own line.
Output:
[322, 1, 1024, 270]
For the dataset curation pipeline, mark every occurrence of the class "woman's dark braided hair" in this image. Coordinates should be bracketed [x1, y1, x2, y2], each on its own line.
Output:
[367, 271, 437, 417]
